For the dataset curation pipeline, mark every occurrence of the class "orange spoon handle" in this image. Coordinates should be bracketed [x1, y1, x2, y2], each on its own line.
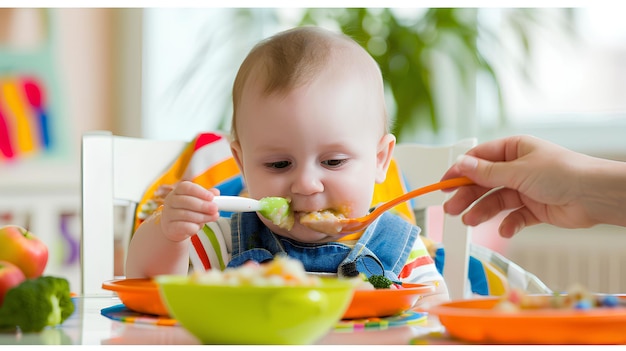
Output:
[340, 176, 474, 233]
[372, 176, 474, 217]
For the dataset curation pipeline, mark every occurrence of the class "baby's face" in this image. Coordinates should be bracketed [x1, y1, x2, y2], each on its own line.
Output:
[231, 65, 393, 243]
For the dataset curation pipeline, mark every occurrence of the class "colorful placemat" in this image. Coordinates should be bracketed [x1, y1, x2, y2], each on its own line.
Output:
[101, 304, 178, 326]
[101, 304, 427, 331]
[334, 310, 428, 331]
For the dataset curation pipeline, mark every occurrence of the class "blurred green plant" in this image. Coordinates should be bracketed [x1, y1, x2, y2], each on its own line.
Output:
[298, 8, 575, 142]
[168, 8, 573, 141]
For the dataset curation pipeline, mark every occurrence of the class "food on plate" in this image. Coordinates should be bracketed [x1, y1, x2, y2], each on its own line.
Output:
[495, 284, 621, 312]
[0, 275, 75, 332]
[258, 197, 295, 230]
[189, 255, 323, 287]
[0, 225, 48, 278]
[299, 208, 348, 234]
[354, 274, 402, 290]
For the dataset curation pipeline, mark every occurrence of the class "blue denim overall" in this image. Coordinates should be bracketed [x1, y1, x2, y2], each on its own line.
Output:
[226, 211, 419, 281]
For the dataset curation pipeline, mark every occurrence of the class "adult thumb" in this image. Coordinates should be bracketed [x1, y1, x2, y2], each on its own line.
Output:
[456, 154, 515, 189]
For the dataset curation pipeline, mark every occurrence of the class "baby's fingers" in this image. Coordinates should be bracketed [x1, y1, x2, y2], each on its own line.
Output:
[159, 204, 220, 241]
[167, 182, 219, 215]
[163, 204, 219, 224]
[160, 220, 205, 242]
[167, 193, 218, 216]
[171, 181, 215, 201]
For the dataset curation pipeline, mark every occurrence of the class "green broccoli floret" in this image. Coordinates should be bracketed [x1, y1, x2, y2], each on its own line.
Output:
[0, 276, 75, 333]
[367, 274, 394, 289]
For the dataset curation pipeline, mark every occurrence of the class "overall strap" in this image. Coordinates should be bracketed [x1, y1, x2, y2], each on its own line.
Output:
[338, 212, 419, 281]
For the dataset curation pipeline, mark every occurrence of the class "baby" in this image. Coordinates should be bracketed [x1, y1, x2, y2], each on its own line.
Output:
[126, 26, 449, 304]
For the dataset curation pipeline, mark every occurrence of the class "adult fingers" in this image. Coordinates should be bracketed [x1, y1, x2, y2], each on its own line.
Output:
[455, 154, 528, 191]
[498, 206, 542, 238]
[460, 187, 524, 226]
[443, 184, 491, 215]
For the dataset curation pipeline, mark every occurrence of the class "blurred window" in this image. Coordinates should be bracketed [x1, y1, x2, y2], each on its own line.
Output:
[476, 7, 626, 156]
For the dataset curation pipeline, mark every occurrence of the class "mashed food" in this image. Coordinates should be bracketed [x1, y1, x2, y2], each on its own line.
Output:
[299, 209, 347, 234]
[495, 284, 621, 311]
[189, 255, 321, 287]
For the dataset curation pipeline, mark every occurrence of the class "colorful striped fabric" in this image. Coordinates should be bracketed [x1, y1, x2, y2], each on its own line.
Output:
[431, 239, 552, 296]
[470, 244, 552, 295]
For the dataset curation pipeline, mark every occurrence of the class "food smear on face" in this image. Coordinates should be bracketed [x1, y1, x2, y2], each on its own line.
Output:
[188, 255, 321, 287]
[259, 197, 294, 230]
[299, 209, 348, 234]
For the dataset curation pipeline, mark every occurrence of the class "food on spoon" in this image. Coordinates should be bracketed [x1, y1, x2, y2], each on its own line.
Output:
[299, 209, 347, 234]
[258, 197, 294, 230]
[495, 284, 621, 312]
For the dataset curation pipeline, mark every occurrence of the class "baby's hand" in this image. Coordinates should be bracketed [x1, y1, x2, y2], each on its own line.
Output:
[158, 181, 220, 242]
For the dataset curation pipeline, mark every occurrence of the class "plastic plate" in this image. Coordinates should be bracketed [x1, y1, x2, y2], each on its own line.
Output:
[102, 278, 434, 320]
[428, 296, 626, 344]
[343, 283, 435, 319]
[102, 278, 169, 316]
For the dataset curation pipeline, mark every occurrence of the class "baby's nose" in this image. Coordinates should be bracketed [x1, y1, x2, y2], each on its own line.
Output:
[290, 168, 324, 195]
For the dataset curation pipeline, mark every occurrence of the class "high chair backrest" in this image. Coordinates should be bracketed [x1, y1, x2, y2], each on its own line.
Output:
[393, 138, 477, 300]
[81, 131, 188, 296]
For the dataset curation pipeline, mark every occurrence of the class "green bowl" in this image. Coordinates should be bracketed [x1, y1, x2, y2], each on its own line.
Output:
[155, 275, 355, 345]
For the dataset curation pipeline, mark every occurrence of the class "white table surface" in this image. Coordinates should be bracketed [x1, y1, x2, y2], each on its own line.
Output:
[0, 295, 456, 346]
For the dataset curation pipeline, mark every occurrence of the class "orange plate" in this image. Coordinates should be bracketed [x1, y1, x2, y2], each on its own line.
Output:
[102, 279, 169, 316]
[342, 283, 434, 320]
[428, 296, 626, 344]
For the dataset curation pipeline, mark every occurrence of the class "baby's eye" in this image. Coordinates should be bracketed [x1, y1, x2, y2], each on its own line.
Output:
[322, 159, 347, 168]
[265, 161, 291, 169]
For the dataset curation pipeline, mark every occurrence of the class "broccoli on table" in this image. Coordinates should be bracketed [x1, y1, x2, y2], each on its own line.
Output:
[0, 276, 75, 333]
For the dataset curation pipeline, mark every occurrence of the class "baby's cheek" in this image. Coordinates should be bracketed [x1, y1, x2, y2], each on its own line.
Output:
[348, 186, 374, 217]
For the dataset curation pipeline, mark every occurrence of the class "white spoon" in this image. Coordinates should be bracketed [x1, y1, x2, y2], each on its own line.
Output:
[213, 196, 294, 230]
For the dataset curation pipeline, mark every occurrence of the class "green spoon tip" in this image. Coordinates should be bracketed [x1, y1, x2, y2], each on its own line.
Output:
[259, 197, 294, 230]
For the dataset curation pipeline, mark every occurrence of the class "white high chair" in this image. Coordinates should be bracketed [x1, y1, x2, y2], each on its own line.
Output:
[393, 138, 477, 300]
[81, 131, 188, 296]
[81, 130, 477, 299]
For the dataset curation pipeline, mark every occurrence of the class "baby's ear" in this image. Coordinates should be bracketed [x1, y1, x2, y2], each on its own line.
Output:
[375, 133, 396, 183]
[230, 140, 245, 177]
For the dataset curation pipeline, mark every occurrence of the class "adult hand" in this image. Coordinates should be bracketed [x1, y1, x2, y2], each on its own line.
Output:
[440, 135, 605, 237]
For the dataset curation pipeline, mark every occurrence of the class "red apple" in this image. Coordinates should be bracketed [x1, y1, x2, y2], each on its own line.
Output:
[0, 225, 48, 278]
[0, 260, 26, 306]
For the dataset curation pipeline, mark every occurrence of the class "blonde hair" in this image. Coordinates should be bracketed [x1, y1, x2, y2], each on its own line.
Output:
[231, 26, 387, 141]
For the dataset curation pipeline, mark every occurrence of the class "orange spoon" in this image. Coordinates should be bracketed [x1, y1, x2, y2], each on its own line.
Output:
[300, 176, 474, 235]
